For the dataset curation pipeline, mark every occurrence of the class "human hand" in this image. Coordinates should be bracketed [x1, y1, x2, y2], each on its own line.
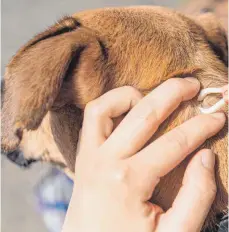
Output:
[222, 85, 228, 104]
[62, 78, 225, 232]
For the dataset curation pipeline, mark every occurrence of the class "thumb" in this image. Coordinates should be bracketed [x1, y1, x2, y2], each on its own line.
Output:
[161, 149, 216, 232]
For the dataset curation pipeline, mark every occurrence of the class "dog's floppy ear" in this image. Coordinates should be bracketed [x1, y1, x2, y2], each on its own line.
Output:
[2, 16, 101, 152]
[196, 13, 228, 65]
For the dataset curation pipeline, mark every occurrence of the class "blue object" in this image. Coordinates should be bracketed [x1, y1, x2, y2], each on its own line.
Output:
[35, 168, 73, 232]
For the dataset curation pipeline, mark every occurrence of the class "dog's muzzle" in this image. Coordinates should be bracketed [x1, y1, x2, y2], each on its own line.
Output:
[2, 149, 37, 168]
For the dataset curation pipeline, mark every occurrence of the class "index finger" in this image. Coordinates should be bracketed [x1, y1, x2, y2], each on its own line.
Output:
[80, 86, 142, 150]
[101, 78, 200, 158]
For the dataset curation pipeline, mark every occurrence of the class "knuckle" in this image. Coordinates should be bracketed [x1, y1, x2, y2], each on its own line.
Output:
[112, 164, 130, 183]
[166, 78, 184, 91]
[165, 78, 184, 100]
[194, 114, 220, 133]
[174, 127, 188, 149]
[202, 177, 217, 199]
[193, 115, 208, 128]
[141, 111, 157, 128]
[193, 174, 217, 200]
[208, 183, 217, 199]
[134, 100, 159, 125]
[123, 86, 142, 99]
[165, 127, 188, 151]
[199, 114, 212, 122]
[84, 100, 102, 118]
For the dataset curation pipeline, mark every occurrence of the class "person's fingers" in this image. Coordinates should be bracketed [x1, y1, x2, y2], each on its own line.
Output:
[80, 86, 142, 150]
[157, 149, 216, 232]
[131, 113, 225, 179]
[101, 78, 200, 158]
[222, 85, 228, 104]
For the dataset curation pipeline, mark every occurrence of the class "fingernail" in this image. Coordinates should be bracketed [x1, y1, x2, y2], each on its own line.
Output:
[185, 77, 200, 85]
[201, 150, 215, 170]
[211, 112, 226, 122]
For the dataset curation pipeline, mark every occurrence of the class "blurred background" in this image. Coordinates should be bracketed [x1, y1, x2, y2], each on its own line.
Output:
[1, 0, 227, 232]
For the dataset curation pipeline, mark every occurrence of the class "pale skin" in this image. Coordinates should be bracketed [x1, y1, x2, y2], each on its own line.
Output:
[222, 85, 228, 103]
[62, 78, 226, 232]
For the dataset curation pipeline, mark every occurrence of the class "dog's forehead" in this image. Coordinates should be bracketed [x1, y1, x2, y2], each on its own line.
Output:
[75, 6, 196, 39]
[74, 6, 199, 88]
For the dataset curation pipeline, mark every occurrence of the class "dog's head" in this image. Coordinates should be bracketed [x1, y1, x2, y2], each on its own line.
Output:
[1, 7, 228, 227]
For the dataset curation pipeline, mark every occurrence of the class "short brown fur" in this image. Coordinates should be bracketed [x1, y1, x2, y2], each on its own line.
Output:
[1, 6, 228, 230]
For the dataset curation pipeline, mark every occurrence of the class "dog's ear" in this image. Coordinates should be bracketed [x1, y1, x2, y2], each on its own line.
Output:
[196, 13, 228, 65]
[2, 16, 102, 152]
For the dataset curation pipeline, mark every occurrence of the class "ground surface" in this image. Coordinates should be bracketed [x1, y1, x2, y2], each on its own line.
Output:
[2, 1, 181, 231]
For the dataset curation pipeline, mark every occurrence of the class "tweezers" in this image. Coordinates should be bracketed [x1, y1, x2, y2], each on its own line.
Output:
[197, 87, 226, 114]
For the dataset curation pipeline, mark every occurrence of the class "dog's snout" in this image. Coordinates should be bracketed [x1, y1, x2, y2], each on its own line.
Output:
[3, 149, 36, 168]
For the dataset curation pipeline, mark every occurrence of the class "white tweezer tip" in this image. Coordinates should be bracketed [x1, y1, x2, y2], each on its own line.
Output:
[197, 88, 223, 101]
[199, 98, 226, 114]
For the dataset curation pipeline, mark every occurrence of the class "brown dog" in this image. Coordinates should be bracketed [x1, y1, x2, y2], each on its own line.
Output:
[1, 6, 228, 230]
